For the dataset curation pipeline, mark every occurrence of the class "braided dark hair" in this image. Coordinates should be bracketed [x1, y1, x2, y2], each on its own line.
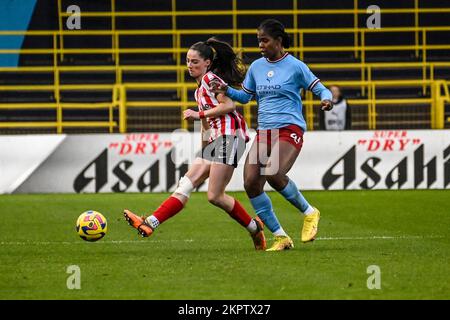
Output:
[257, 19, 291, 48]
[189, 38, 245, 87]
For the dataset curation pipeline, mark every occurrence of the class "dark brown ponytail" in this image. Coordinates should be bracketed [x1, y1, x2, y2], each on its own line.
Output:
[190, 38, 245, 87]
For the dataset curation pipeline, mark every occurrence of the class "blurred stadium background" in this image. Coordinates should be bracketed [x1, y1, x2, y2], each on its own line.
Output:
[0, 0, 449, 133]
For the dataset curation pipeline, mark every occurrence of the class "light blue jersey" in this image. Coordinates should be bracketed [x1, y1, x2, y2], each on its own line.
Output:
[227, 53, 332, 131]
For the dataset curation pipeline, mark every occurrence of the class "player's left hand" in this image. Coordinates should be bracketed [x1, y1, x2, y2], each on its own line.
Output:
[321, 99, 333, 111]
[183, 109, 199, 120]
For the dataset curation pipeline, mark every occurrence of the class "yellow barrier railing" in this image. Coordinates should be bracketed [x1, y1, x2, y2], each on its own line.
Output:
[1, 61, 450, 99]
[1, 26, 448, 100]
[55, 0, 449, 57]
[1, 26, 449, 66]
[55, 0, 450, 61]
[118, 80, 450, 131]
[0, 84, 118, 133]
[1, 3, 448, 132]
[303, 80, 450, 130]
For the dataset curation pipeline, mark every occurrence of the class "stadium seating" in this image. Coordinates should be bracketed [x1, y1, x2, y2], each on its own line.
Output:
[0, 0, 449, 133]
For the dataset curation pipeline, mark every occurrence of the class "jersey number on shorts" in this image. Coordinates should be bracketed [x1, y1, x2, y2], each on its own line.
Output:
[290, 133, 301, 144]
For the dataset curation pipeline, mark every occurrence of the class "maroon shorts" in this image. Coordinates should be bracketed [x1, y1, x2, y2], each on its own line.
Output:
[256, 124, 304, 151]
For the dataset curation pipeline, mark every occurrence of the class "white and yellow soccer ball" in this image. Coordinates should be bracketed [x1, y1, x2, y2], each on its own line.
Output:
[76, 210, 107, 242]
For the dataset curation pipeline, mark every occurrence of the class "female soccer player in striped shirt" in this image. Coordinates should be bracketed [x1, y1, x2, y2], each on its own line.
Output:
[210, 19, 334, 251]
[124, 38, 266, 250]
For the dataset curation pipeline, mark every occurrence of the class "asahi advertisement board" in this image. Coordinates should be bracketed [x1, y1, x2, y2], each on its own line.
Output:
[0, 130, 449, 194]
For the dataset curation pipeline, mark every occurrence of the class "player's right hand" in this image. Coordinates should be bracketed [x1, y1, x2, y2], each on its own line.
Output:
[209, 79, 228, 94]
[321, 99, 334, 111]
[183, 109, 199, 120]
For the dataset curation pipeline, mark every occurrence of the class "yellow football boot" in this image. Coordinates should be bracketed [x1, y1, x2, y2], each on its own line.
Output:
[301, 207, 320, 242]
[266, 235, 294, 251]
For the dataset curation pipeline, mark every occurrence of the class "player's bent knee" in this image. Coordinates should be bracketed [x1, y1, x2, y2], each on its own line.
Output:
[267, 172, 289, 189]
[266, 175, 286, 191]
[174, 176, 194, 198]
[243, 181, 252, 193]
[207, 192, 223, 207]
[244, 179, 262, 196]
[243, 177, 254, 191]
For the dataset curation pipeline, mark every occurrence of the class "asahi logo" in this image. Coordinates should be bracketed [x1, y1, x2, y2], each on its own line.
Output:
[72, 134, 182, 193]
[73, 149, 188, 193]
[322, 144, 450, 190]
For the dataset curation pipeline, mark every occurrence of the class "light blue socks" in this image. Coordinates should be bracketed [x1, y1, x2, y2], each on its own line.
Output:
[279, 179, 314, 214]
[249, 192, 281, 233]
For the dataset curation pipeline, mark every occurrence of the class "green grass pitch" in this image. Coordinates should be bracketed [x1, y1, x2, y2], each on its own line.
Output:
[0, 190, 448, 300]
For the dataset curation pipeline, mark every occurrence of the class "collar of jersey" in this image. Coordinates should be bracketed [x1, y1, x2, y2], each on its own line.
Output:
[266, 52, 289, 63]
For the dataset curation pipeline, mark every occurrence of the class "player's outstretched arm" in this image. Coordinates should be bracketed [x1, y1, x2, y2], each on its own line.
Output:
[182, 94, 235, 120]
[202, 94, 236, 118]
[209, 79, 253, 104]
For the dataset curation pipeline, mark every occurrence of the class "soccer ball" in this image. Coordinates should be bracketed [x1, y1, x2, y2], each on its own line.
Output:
[76, 210, 107, 242]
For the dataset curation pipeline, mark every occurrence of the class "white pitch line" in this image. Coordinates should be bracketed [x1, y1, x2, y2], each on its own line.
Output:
[316, 235, 445, 241]
[0, 235, 444, 246]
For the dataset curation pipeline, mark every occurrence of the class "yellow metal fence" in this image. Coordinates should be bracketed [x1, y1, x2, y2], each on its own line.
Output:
[1, 3, 449, 132]
[1, 60, 449, 97]
[1, 26, 449, 69]
[0, 80, 448, 133]
[1, 26, 448, 101]
[55, 0, 450, 60]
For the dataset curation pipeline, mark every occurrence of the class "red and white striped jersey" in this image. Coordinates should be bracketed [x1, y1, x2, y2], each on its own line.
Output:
[194, 71, 249, 143]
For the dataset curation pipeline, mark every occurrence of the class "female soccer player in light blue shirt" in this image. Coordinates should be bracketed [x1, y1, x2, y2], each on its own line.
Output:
[211, 19, 334, 251]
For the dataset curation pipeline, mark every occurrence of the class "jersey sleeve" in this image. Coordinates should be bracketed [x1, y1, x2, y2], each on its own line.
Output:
[242, 63, 256, 95]
[198, 72, 227, 104]
[201, 72, 226, 91]
[296, 60, 320, 91]
[226, 86, 253, 104]
[311, 81, 332, 101]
